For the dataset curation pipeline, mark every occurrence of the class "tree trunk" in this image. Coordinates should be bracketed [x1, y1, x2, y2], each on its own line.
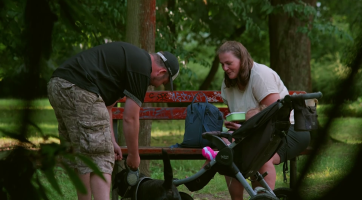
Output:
[269, 0, 316, 92]
[199, 55, 219, 90]
[137, 0, 156, 177]
[112, 1, 155, 199]
[126, 0, 155, 176]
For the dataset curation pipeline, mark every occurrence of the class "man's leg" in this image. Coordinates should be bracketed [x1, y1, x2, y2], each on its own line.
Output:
[90, 173, 112, 200]
[48, 78, 94, 199]
[77, 173, 92, 200]
[71, 85, 114, 200]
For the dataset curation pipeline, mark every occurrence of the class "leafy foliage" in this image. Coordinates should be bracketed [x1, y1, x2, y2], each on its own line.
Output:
[156, 0, 275, 90]
[0, 0, 108, 199]
[0, 0, 360, 94]
[0, 0, 361, 198]
[309, 0, 362, 102]
[0, 0, 128, 97]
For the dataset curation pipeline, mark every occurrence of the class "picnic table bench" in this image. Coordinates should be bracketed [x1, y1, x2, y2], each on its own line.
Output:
[112, 90, 309, 189]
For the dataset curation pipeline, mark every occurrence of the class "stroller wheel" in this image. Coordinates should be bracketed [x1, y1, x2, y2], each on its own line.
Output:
[250, 193, 279, 200]
[274, 187, 293, 200]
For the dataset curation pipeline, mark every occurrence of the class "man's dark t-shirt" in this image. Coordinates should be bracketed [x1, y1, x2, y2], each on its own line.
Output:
[52, 42, 151, 106]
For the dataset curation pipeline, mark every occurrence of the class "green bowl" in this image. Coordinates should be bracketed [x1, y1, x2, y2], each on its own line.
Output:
[226, 112, 246, 122]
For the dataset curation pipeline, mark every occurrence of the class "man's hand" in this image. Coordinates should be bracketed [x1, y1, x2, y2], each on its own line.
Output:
[113, 142, 123, 161]
[224, 121, 241, 130]
[126, 153, 140, 171]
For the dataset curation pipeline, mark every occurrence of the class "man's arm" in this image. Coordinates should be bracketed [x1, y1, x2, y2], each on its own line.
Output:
[122, 97, 141, 170]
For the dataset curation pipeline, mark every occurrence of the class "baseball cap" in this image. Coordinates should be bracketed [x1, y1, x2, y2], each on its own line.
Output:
[156, 51, 180, 91]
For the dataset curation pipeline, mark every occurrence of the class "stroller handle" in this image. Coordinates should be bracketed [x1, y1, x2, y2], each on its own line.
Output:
[289, 91, 323, 100]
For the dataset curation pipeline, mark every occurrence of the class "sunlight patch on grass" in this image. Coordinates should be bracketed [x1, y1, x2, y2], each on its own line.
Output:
[0, 123, 58, 128]
[328, 118, 362, 144]
[330, 136, 362, 144]
[151, 130, 184, 136]
[0, 99, 53, 110]
[317, 117, 362, 144]
[0, 137, 59, 148]
[28, 136, 60, 144]
[306, 167, 344, 179]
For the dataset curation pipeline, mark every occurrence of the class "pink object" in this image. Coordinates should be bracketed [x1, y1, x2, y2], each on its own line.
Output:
[202, 146, 218, 161]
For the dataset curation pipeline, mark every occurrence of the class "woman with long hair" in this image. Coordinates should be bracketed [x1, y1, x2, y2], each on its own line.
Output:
[218, 41, 310, 199]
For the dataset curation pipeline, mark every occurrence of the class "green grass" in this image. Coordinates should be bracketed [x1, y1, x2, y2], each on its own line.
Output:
[1, 99, 361, 199]
[36, 168, 79, 200]
[32, 137, 359, 200]
[0, 98, 53, 110]
[326, 118, 362, 144]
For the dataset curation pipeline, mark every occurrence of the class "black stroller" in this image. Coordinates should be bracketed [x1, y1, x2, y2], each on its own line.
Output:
[173, 92, 322, 200]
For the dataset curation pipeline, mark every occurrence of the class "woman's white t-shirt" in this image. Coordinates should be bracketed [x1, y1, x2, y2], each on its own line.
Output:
[221, 62, 294, 123]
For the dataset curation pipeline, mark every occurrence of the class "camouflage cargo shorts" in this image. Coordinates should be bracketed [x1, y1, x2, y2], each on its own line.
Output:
[47, 77, 114, 174]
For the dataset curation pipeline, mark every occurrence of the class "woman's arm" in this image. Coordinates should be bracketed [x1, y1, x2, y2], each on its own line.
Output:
[260, 93, 280, 107]
[224, 93, 280, 130]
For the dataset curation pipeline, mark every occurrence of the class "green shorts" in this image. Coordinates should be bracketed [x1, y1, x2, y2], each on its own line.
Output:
[277, 125, 310, 163]
[47, 77, 114, 174]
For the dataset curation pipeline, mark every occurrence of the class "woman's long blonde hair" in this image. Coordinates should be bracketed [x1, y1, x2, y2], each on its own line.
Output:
[217, 41, 254, 90]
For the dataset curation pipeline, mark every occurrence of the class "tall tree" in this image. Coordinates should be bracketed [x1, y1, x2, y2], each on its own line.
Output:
[269, 0, 317, 92]
[125, 0, 156, 175]
[113, 0, 155, 199]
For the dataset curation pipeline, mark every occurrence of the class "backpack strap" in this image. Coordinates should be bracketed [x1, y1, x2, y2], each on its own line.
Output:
[193, 102, 206, 124]
[203, 106, 211, 132]
[191, 92, 208, 113]
[203, 123, 211, 132]
[191, 92, 208, 103]
[191, 92, 209, 131]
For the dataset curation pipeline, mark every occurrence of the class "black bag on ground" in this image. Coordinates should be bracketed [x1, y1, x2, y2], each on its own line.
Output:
[293, 98, 318, 131]
[179, 92, 224, 148]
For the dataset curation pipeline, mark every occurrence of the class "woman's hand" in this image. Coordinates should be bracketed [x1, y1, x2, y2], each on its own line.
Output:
[224, 121, 241, 130]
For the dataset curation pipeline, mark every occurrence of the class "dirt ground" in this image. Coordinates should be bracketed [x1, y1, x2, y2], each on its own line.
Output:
[188, 190, 250, 200]
[192, 192, 230, 200]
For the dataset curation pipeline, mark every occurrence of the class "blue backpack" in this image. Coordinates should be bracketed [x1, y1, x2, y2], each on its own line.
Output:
[179, 92, 224, 148]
